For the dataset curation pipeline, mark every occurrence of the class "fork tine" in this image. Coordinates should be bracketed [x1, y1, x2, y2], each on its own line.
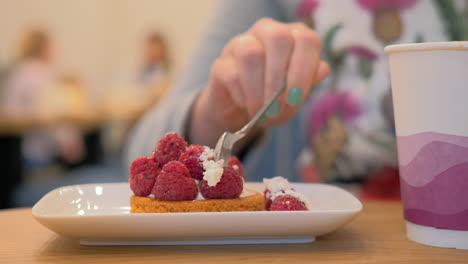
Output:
[214, 132, 228, 162]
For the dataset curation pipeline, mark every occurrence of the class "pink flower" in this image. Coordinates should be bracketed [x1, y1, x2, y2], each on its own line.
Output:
[297, 0, 319, 18]
[356, 0, 418, 13]
[347, 45, 378, 61]
[308, 91, 361, 139]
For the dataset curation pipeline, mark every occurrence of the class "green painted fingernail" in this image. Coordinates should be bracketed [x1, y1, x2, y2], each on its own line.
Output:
[266, 100, 280, 118]
[259, 115, 267, 123]
[287, 88, 303, 106]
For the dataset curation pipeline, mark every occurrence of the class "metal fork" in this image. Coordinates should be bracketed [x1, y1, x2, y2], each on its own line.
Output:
[213, 82, 287, 165]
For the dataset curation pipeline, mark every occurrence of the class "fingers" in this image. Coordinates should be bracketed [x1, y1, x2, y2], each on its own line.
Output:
[209, 18, 328, 131]
[207, 56, 252, 131]
[209, 57, 244, 108]
[250, 18, 294, 104]
[286, 23, 322, 107]
[315, 60, 330, 83]
[232, 35, 265, 116]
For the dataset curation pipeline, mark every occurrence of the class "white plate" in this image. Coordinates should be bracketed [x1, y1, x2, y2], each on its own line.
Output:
[32, 182, 362, 246]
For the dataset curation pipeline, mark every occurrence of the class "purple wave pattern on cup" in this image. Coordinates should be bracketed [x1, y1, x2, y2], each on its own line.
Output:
[399, 141, 468, 186]
[397, 132, 468, 166]
[397, 132, 468, 230]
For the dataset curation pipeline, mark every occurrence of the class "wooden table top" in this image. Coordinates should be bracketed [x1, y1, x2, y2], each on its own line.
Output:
[1, 202, 467, 264]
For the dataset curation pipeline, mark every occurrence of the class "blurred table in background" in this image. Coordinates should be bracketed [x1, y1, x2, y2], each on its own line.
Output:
[0, 111, 104, 209]
[103, 79, 169, 123]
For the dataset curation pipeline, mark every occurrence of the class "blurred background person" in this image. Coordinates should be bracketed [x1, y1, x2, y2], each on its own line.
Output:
[1, 28, 85, 169]
[108, 31, 171, 119]
[104, 31, 171, 154]
[133, 31, 171, 113]
[133, 31, 171, 111]
[1, 29, 54, 117]
[138, 32, 169, 93]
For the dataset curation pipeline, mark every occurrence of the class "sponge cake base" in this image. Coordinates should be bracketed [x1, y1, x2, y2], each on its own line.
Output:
[130, 190, 264, 213]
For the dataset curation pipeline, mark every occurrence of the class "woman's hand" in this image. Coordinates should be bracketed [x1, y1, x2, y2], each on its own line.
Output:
[190, 18, 329, 147]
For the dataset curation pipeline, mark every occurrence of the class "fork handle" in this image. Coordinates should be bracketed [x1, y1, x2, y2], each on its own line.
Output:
[214, 81, 287, 165]
[237, 81, 287, 136]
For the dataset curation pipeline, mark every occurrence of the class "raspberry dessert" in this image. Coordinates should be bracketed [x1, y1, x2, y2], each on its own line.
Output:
[263, 176, 294, 210]
[270, 195, 308, 211]
[129, 156, 161, 197]
[178, 144, 205, 180]
[200, 166, 243, 199]
[269, 191, 310, 211]
[129, 132, 264, 213]
[263, 177, 311, 211]
[152, 161, 198, 201]
[152, 132, 188, 166]
[228, 156, 245, 179]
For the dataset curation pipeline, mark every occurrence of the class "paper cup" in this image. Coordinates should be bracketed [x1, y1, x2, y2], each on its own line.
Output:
[386, 42, 468, 249]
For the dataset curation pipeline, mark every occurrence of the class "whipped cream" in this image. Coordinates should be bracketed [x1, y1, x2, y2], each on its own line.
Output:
[263, 176, 293, 198]
[270, 189, 312, 210]
[199, 146, 224, 187]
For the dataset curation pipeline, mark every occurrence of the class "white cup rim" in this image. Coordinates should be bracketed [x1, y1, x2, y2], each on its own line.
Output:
[385, 41, 468, 54]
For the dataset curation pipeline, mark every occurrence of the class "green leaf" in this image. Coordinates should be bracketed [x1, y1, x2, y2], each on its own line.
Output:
[323, 23, 343, 64]
[433, 0, 466, 41]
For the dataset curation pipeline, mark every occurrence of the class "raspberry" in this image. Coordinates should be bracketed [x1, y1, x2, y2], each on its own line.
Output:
[129, 156, 161, 197]
[200, 167, 243, 199]
[228, 156, 244, 179]
[264, 189, 299, 210]
[153, 132, 188, 166]
[264, 189, 272, 210]
[179, 145, 205, 180]
[270, 195, 308, 211]
[263, 177, 296, 210]
[152, 161, 198, 201]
